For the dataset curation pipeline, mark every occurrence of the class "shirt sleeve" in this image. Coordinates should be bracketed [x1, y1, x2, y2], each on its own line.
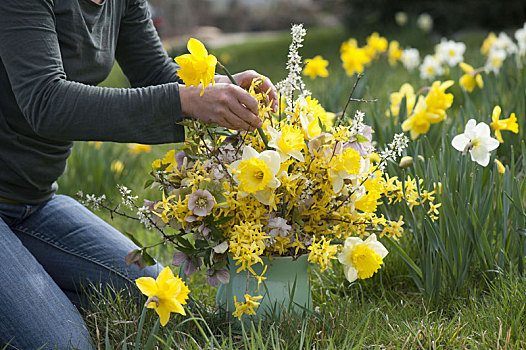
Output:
[115, 0, 183, 87]
[0, 0, 185, 144]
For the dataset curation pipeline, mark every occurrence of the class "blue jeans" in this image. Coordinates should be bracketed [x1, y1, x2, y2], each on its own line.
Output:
[0, 195, 162, 349]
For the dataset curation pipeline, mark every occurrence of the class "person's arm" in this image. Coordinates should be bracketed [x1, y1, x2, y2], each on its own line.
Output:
[0, 0, 184, 144]
[115, 0, 182, 87]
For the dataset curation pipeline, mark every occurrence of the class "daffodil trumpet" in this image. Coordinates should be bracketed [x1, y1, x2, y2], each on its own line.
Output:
[216, 61, 269, 149]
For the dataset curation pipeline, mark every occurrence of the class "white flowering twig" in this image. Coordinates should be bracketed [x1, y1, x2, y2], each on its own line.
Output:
[276, 24, 311, 114]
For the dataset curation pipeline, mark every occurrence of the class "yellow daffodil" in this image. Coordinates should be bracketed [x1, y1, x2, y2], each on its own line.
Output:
[481, 32, 497, 55]
[303, 55, 329, 79]
[329, 147, 362, 193]
[110, 160, 124, 175]
[295, 96, 331, 140]
[424, 80, 454, 121]
[388, 83, 416, 117]
[495, 159, 506, 174]
[459, 62, 484, 92]
[127, 143, 152, 154]
[490, 106, 519, 143]
[230, 146, 282, 205]
[366, 32, 388, 57]
[267, 124, 305, 162]
[232, 294, 262, 320]
[388, 40, 403, 66]
[135, 267, 190, 326]
[401, 96, 440, 139]
[175, 38, 217, 95]
[88, 141, 103, 149]
[338, 234, 388, 282]
[340, 41, 370, 76]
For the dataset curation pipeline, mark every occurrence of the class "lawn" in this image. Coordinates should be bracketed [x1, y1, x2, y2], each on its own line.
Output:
[57, 23, 526, 349]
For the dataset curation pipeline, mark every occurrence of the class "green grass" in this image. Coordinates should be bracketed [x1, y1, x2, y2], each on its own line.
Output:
[57, 24, 526, 348]
[84, 266, 526, 349]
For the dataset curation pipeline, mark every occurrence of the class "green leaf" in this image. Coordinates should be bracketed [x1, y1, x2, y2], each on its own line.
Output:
[354, 134, 369, 143]
[143, 179, 154, 189]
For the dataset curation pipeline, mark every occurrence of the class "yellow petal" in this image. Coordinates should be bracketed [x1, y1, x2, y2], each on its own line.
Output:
[492, 106, 501, 124]
[156, 266, 175, 285]
[135, 277, 157, 297]
[155, 303, 172, 327]
[440, 80, 455, 91]
[459, 62, 473, 73]
[188, 38, 208, 57]
[475, 74, 484, 88]
[166, 298, 186, 316]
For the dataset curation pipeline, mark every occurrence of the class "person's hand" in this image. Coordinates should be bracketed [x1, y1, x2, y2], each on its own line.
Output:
[179, 83, 262, 131]
[216, 70, 279, 113]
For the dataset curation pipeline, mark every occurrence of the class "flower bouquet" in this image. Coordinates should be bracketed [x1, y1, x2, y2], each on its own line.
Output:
[84, 24, 440, 321]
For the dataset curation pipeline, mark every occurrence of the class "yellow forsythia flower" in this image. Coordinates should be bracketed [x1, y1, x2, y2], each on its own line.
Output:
[232, 294, 262, 320]
[303, 55, 329, 79]
[490, 106, 519, 143]
[135, 267, 190, 326]
[175, 38, 217, 96]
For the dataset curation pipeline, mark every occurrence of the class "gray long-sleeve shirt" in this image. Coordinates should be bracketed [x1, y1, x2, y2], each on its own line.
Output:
[0, 0, 185, 204]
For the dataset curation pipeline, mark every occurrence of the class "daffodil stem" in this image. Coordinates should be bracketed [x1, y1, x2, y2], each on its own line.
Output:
[134, 306, 148, 350]
[217, 61, 269, 149]
[217, 61, 236, 86]
[144, 318, 161, 350]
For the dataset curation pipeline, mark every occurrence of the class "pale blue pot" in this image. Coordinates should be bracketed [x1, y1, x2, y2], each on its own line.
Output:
[216, 254, 311, 321]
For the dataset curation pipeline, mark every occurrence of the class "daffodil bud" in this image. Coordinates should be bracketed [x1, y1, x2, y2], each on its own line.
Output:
[495, 159, 505, 174]
[399, 156, 413, 168]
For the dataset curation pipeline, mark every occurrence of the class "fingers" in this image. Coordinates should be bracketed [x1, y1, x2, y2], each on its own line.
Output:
[216, 85, 261, 131]
[233, 70, 279, 113]
[233, 85, 259, 115]
[258, 75, 279, 113]
[227, 100, 260, 131]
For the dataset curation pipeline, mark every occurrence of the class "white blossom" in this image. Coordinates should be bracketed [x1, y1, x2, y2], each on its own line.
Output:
[419, 54, 444, 80]
[451, 119, 500, 166]
[401, 48, 420, 71]
[82, 194, 106, 210]
[435, 39, 466, 67]
[276, 24, 310, 113]
[118, 185, 138, 209]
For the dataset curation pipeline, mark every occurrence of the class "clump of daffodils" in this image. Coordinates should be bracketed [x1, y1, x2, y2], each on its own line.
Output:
[396, 80, 454, 139]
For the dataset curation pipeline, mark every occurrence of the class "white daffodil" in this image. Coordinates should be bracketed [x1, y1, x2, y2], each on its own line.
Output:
[338, 234, 388, 283]
[229, 146, 282, 205]
[451, 119, 500, 166]
[435, 39, 466, 67]
[401, 48, 420, 71]
[267, 125, 305, 162]
[485, 49, 506, 74]
[419, 54, 444, 80]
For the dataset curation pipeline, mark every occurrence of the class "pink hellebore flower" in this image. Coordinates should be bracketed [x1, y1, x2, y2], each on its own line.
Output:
[187, 189, 215, 217]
